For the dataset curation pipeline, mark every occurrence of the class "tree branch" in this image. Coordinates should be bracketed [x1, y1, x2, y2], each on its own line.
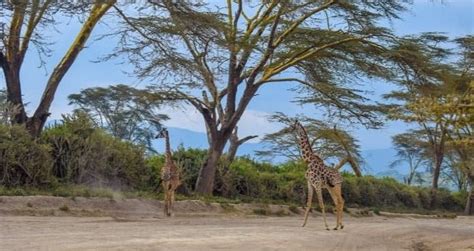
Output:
[272, 0, 336, 48]
[264, 36, 369, 79]
[33, 1, 116, 119]
[19, 0, 52, 66]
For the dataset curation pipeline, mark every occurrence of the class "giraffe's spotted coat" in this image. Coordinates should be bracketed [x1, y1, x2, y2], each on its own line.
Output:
[293, 120, 345, 230]
[296, 123, 343, 188]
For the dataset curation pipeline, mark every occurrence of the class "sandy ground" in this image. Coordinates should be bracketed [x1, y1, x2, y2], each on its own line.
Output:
[2, 215, 474, 250]
[1, 196, 474, 250]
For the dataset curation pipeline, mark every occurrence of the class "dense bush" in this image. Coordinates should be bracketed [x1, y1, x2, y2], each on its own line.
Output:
[147, 146, 207, 194]
[341, 174, 463, 211]
[41, 113, 151, 190]
[147, 148, 464, 211]
[0, 119, 465, 212]
[0, 125, 54, 187]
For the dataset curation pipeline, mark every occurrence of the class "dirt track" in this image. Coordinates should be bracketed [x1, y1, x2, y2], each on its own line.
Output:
[2, 215, 474, 251]
[1, 196, 473, 250]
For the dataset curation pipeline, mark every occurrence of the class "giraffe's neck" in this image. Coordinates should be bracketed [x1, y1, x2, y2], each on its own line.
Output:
[295, 123, 325, 168]
[164, 132, 172, 165]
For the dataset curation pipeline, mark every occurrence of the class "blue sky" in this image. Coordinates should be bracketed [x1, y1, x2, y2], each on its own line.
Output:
[1, 0, 473, 154]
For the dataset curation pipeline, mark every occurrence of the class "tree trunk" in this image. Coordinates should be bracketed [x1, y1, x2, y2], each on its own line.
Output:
[226, 126, 258, 164]
[227, 131, 240, 164]
[430, 151, 444, 208]
[465, 176, 474, 215]
[2, 63, 27, 124]
[194, 138, 227, 194]
[26, 113, 50, 137]
[431, 151, 444, 190]
[406, 175, 412, 185]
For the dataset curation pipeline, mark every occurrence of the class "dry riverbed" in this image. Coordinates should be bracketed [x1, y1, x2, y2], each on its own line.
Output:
[0, 196, 473, 251]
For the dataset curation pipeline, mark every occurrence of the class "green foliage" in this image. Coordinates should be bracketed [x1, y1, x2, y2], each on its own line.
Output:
[172, 146, 208, 193]
[68, 84, 169, 152]
[0, 124, 54, 187]
[41, 112, 151, 190]
[0, 121, 465, 212]
[257, 113, 363, 177]
[145, 146, 208, 194]
[341, 173, 463, 211]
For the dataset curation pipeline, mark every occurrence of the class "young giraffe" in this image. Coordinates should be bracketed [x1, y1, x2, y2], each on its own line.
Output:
[291, 120, 345, 230]
[156, 127, 181, 217]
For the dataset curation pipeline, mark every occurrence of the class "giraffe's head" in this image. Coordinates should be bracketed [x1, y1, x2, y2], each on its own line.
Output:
[285, 119, 305, 136]
[155, 127, 168, 138]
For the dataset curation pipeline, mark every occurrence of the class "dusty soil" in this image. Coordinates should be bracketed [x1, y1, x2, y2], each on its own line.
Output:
[1, 196, 473, 251]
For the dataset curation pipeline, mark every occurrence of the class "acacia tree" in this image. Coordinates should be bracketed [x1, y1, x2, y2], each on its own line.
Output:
[390, 132, 428, 185]
[442, 150, 468, 192]
[0, 0, 116, 137]
[257, 113, 363, 176]
[68, 84, 169, 151]
[387, 35, 473, 207]
[439, 36, 473, 214]
[114, 0, 419, 194]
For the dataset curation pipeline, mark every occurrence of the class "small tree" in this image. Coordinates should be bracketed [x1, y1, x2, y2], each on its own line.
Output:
[442, 150, 468, 192]
[68, 84, 169, 151]
[390, 132, 427, 185]
[257, 113, 363, 176]
[0, 0, 116, 136]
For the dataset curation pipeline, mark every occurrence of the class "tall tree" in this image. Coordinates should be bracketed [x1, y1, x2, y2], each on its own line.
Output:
[68, 84, 169, 151]
[387, 35, 473, 207]
[441, 36, 473, 214]
[0, 0, 116, 137]
[257, 113, 363, 176]
[114, 0, 419, 194]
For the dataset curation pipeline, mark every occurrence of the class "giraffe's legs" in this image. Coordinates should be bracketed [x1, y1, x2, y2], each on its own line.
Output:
[315, 186, 329, 230]
[302, 180, 314, 227]
[327, 187, 338, 230]
[328, 184, 344, 230]
[328, 186, 341, 230]
[163, 182, 171, 217]
[335, 184, 344, 229]
[169, 188, 176, 216]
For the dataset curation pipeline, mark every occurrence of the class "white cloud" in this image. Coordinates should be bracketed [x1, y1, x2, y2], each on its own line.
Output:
[238, 110, 281, 143]
[161, 105, 206, 133]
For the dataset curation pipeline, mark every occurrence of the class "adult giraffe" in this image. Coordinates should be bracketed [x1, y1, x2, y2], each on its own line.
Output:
[156, 127, 181, 217]
[290, 120, 345, 230]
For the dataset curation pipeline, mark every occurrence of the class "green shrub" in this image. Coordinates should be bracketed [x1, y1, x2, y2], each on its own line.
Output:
[0, 125, 54, 187]
[42, 113, 150, 190]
